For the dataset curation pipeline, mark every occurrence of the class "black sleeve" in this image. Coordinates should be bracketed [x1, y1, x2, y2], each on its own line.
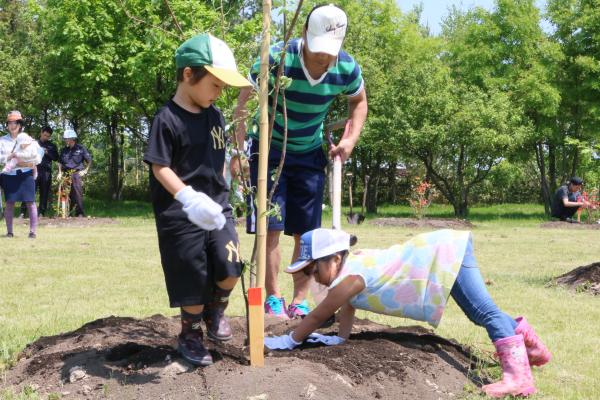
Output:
[144, 116, 175, 167]
[558, 186, 568, 199]
[48, 143, 59, 161]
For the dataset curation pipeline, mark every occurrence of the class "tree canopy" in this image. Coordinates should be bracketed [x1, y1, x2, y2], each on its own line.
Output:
[1, 0, 598, 216]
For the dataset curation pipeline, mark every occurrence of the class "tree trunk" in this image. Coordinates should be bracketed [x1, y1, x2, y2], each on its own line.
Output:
[388, 161, 397, 203]
[108, 114, 123, 200]
[453, 198, 469, 219]
[571, 146, 579, 178]
[535, 143, 551, 215]
[548, 143, 557, 194]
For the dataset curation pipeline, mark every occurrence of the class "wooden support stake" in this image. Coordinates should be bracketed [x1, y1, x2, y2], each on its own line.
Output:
[248, 287, 264, 367]
[249, 0, 271, 368]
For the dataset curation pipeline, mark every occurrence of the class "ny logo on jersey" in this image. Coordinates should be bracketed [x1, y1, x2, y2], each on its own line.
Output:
[225, 240, 240, 263]
[210, 126, 225, 150]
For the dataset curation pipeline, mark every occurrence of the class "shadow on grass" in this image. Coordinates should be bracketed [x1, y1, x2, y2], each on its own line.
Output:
[324, 204, 548, 223]
[84, 198, 153, 218]
[82, 200, 547, 223]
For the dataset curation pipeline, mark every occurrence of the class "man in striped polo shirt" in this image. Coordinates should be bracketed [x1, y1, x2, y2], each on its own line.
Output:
[234, 4, 368, 319]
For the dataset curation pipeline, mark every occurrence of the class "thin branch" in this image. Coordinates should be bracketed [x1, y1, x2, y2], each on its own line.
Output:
[267, 0, 304, 144]
[162, 0, 184, 37]
[268, 90, 288, 203]
[117, 0, 183, 39]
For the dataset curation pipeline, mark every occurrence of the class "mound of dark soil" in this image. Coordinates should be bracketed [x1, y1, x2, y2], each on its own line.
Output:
[553, 262, 600, 295]
[540, 221, 600, 230]
[370, 217, 473, 229]
[15, 216, 118, 228]
[3, 315, 484, 399]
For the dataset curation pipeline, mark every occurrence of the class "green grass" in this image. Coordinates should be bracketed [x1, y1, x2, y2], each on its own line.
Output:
[326, 202, 549, 225]
[1, 202, 599, 399]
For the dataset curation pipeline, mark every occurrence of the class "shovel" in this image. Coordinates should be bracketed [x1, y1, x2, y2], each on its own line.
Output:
[345, 173, 359, 224]
[310, 119, 352, 306]
[347, 174, 368, 224]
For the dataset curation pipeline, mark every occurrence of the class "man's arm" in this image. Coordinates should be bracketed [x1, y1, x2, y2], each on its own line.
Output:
[233, 86, 255, 152]
[562, 196, 585, 208]
[49, 143, 59, 161]
[80, 152, 92, 176]
[330, 88, 368, 162]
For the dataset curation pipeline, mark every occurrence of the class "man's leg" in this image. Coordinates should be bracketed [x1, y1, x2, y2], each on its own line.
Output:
[38, 170, 51, 215]
[246, 141, 289, 317]
[265, 230, 282, 297]
[291, 233, 311, 304]
[70, 172, 85, 216]
[285, 164, 326, 317]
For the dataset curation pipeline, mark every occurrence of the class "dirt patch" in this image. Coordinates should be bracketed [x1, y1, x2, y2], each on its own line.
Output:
[553, 262, 600, 295]
[14, 216, 118, 228]
[370, 217, 473, 229]
[540, 220, 600, 230]
[3, 315, 485, 399]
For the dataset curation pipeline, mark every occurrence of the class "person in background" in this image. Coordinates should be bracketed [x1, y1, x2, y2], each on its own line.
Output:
[550, 176, 592, 223]
[58, 129, 91, 217]
[21, 126, 58, 217]
[0, 111, 41, 238]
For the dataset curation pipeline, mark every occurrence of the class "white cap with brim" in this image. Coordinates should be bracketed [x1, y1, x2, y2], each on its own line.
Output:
[175, 33, 251, 88]
[285, 228, 351, 273]
[63, 129, 77, 139]
[305, 4, 348, 56]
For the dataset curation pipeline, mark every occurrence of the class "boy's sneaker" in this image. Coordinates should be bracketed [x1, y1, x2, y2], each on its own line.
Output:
[287, 300, 310, 319]
[177, 330, 213, 366]
[264, 295, 288, 319]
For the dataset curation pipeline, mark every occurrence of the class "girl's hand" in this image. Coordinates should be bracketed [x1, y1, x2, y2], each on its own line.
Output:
[264, 332, 301, 350]
[306, 333, 345, 346]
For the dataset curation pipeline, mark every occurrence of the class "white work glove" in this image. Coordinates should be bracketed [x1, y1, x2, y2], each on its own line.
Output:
[79, 170, 87, 177]
[264, 332, 301, 350]
[174, 186, 226, 231]
[306, 333, 346, 346]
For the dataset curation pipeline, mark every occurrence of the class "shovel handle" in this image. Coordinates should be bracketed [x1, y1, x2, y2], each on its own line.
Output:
[332, 156, 341, 230]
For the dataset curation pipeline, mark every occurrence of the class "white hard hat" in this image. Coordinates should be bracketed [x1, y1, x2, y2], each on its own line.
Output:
[63, 129, 77, 139]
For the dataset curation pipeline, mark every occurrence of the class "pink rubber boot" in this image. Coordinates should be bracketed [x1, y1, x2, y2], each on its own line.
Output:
[515, 316, 552, 367]
[482, 334, 536, 398]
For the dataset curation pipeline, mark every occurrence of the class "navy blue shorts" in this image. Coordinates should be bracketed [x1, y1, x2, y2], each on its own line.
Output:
[246, 139, 328, 236]
[1, 170, 35, 202]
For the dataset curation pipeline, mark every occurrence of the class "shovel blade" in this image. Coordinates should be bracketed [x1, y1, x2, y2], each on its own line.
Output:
[346, 213, 365, 225]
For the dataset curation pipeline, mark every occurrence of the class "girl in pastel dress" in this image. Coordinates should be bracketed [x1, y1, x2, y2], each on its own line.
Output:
[264, 228, 551, 398]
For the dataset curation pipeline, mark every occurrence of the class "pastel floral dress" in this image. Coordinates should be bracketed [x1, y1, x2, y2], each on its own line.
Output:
[330, 229, 472, 328]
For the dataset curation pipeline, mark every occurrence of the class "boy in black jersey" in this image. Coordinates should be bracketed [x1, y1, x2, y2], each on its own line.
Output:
[144, 33, 251, 366]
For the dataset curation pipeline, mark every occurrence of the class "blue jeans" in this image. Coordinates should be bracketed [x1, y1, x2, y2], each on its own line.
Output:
[450, 240, 517, 342]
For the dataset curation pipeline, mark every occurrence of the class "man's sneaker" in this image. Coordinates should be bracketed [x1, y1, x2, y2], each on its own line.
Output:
[177, 331, 213, 366]
[264, 295, 288, 319]
[287, 300, 310, 319]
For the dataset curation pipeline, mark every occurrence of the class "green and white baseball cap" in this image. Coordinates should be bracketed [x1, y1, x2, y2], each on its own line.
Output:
[175, 33, 251, 87]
